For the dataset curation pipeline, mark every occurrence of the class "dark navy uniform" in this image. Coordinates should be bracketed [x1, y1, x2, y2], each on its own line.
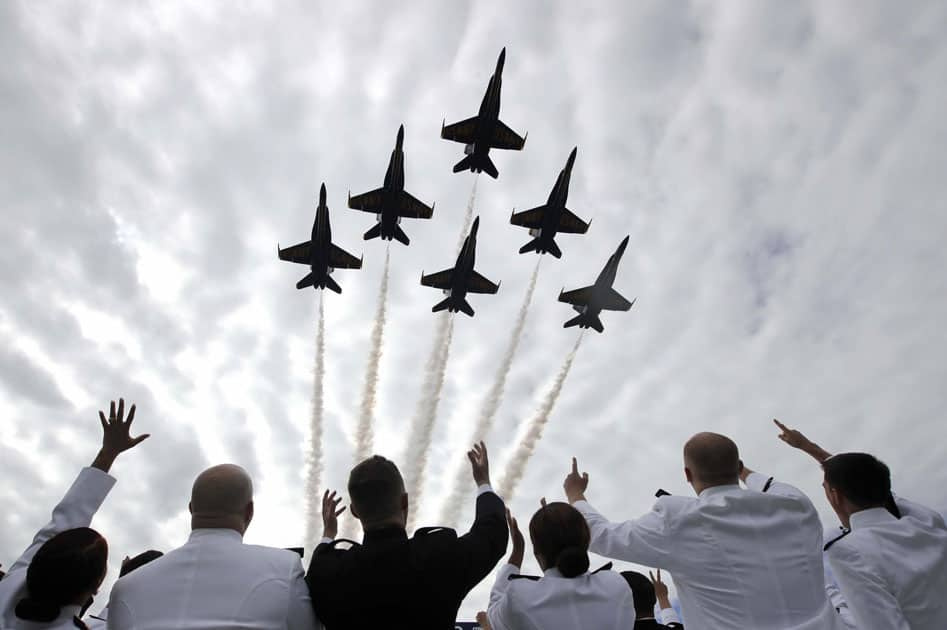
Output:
[306, 487, 507, 629]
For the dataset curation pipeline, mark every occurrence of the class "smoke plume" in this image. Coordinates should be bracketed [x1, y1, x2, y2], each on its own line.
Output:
[304, 296, 326, 550]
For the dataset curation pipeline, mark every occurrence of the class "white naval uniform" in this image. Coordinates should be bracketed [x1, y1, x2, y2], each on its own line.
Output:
[574, 472, 842, 630]
[486, 562, 637, 630]
[106, 529, 319, 630]
[0, 466, 116, 630]
[825, 496, 947, 630]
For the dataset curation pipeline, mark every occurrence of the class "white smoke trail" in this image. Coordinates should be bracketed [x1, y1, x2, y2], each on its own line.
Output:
[304, 296, 326, 551]
[496, 333, 584, 502]
[438, 258, 542, 526]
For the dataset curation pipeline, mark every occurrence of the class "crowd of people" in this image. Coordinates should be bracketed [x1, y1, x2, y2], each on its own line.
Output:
[1, 398, 945, 630]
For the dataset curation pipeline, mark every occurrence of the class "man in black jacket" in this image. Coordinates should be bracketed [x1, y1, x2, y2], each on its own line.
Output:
[306, 441, 507, 629]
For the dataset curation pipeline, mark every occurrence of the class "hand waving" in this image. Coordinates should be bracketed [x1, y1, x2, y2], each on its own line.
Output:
[563, 457, 589, 504]
[650, 569, 672, 608]
[321, 490, 346, 540]
[92, 398, 149, 472]
[506, 508, 525, 568]
[467, 441, 491, 487]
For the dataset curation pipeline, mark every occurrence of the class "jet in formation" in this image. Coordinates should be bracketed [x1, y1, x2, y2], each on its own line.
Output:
[278, 183, 363, 293]
[348, 124, 435, 246]
[510, 146, 589, 258]
[441, 47, 526, 179]
[420, 216, 499, 316]
[558, 235, 634, 332]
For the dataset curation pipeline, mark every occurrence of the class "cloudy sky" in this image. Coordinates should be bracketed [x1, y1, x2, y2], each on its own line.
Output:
[2, 0, 946, 620]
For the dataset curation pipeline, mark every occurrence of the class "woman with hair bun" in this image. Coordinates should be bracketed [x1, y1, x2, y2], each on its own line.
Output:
[482, 500, 636, 630]
[0, 398, 149, 629]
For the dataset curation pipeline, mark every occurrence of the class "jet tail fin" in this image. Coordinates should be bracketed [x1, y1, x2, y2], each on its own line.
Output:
[518, 237, 562, 258]
[392, 224, 410, 246]
[432, 296, 474, 317]
[563, 313, 603, 332]
[363, 223, 383, 241]
[452, 154, 499, 179]
[432, 297, 452, 313]
[295, 273, 314, 290]
[479, 155, 499, 179]
[324, 275, 342, 294]
[452, 155, 474, 173]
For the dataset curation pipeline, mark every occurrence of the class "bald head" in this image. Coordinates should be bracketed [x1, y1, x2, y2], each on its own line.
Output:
[684, 432, 742, 489]
[189, 464, 254, 533]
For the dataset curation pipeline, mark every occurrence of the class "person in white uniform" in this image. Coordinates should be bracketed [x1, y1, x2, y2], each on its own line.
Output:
[106, 464, 319, 630]
[564, 432, 842, 630]
[0, 398, 149, 630]
[484, 500, 636, 630]
[85, 552, 163, 630]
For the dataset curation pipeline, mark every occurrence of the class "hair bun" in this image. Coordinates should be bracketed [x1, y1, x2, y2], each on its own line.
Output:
[556, 546, 590, 578]
[15, 596, 61, 623]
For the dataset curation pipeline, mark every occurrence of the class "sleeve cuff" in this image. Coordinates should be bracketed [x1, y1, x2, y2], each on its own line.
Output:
[476, 484, 496, 497]
[320, 537, 333, 545]
[657, 606, 681, 625]
[744, 471, 771, 491]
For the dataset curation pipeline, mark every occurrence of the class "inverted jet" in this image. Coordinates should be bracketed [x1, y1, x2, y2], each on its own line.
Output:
[278, 183, 362, 293]
[558, 235, 635, 332]
[510, 147, 589, 258]
[441, 47, 526, 179]
[348, 124, 435, 246]
[420, 216, 499, 316]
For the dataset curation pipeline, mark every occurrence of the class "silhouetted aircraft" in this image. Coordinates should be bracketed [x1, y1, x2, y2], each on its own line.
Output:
[420, 216, 499, 316]
[510, 147, 589, 258]
[558, 235, 635, 332]
[441, 48, 526, 179]
[348, 125, 435, 246]
[278, 183, 362, 293]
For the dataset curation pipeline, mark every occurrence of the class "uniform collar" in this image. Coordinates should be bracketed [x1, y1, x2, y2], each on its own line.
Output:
[850, 506, 898, 530]
[698, 483, 742, 499]
[188, 528, 244, 542]
[363, 526, 408, 545]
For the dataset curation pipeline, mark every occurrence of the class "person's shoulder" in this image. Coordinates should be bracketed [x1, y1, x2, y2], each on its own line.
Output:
[410, 526, 459, 546]
[242, 543, 306, 567]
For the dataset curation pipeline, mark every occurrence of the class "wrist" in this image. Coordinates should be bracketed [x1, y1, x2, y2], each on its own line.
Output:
[91, 449, 118, 472]
[567, 493, 586, 504]
[508, 551, 524, 568]
[657, 596, 672, 609]
[475, 477, 491, 488]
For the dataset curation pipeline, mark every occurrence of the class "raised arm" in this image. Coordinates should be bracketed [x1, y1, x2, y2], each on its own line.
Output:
[487, 509, 526, 609]
[773, 419, 833, 463]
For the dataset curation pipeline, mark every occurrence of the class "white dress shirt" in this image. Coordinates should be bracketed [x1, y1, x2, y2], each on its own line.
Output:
[106, 529, 319, 630]
[0, 467, 116, 630]
[574, 472, 842, 630]
[825, 496, 947, 630]
[486, 562, 636, 630]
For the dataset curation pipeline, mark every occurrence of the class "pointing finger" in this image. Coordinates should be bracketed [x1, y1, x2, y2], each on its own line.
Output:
[571, 457, 578, 475]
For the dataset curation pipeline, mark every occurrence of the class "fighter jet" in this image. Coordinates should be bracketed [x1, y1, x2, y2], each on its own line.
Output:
[348, 124, 435, 246]
[278, 183, 362, 293]
[441, 48, 526, 179]
[510, 147, 589, 258]
[558, 235, 635, 333]
[420, 216, 499, 316]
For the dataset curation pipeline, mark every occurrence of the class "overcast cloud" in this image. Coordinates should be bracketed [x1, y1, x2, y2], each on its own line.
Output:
[2, 0, 946, 619]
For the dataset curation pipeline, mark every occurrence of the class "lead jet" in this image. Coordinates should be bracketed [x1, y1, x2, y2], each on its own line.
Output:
[278, 183, 362, 293]
[420, 216, 499, 316]
[510, 147, 589, 258]
[441, 47, 526, 179]
[348, 124, 435, 246]
[558, 235, 635, 333]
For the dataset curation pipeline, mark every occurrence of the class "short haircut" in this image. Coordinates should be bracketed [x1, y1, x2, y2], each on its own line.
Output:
[119, 550, 163, 577]
[823, 452, 891, 509]
[348, 456, 405, 524]
[528, 502, 591, 578]
[683, 432, 741, 485]
[190, 464, 253, 517]
[620, 570, 656, 617]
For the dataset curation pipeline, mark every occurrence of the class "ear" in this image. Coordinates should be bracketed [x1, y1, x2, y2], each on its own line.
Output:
[350, 504, 361, 520]
[737, 459, 744, 475]
[188, 501, 194, 515]
[684, 467, 693, 483]
[245, 501, 254, 525]
[401, 492, 409, 511]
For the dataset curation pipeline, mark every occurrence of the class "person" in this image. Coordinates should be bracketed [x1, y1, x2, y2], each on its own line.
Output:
[106, 464, 319, 629]
[306, 441, 507, 629]
[564, 432, 842, 629]
[484, 500, 636, 629]
[620, 570, 683, 629]
[0, 398, 148, 629]
[85, 551, 162, 629]
[774, 419, 947, 630]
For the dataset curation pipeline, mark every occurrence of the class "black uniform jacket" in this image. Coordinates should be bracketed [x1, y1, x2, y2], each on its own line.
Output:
[306, 490, 507, 629]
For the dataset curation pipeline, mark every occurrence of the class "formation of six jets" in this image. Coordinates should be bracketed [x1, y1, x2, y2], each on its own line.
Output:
[277, 48, 634, 332]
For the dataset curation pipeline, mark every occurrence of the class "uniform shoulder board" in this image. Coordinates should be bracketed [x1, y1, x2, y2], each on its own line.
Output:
[508, 573, 541, 581]
[327, 538, 361, 551]
[762, 477, 775, 492]
[823, 528, 851, 551]
[414, 526, 456, 537]
[655, 488, 671, 498]
[590, 562, 613, 575]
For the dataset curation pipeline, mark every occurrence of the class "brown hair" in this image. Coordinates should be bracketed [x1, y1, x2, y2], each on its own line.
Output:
[528, 502, 590, 578]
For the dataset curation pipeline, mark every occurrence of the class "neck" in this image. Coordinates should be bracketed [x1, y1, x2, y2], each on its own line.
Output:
[361, 517, 405, 533]
[693, 477, 739, 495]
[191, 515, 246, 534]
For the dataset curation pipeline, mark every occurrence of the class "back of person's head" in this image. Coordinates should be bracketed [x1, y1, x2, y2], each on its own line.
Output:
[348, 456, 406, 528]
[190, 464, 254, 533]
[15, 527, 108, 623]
[683, 432, 741, 489]
[119, 550, 163, 578]
[823, 453, 891, 509]
[528, 502, 590, 578]
[620, 570, 656, 618]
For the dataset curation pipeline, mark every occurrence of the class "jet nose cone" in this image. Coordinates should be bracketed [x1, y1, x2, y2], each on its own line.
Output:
[471, 215, 481, 235]
[567, 146, 578, 168]
[617, 235, 630, 255]
[319, 183, 327, 205]
[397, 124, 404, 145]
[497, 47, 506, 72]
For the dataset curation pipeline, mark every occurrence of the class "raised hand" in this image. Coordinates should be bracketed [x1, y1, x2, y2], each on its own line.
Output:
[92, 398, 149, 472]
[321, 490, 346, 540]
[506, 508, 525, 568]
[773, 419, 832, 462]
[563, 457, 589, 504]
[650, 569, 672, 609]
[467, 441, 491, 487]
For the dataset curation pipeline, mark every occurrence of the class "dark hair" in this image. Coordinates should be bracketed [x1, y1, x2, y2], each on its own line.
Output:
[528, 502, 590, 578]
[620, 570, 656, 617]
[348, 456, 405, 524]
[823, 452, 892, 509]
[15, 527, 108, 623]
[119, 550, 163, 577]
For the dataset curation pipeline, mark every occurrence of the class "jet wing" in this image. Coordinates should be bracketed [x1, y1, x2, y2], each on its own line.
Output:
[557, 208, 590, 234]
[558, 286, 594, 306]
[466, 270, 500, 294]
[489, 120, 526, 150]
[397, 191, 434, 219]
[328, 244, 362, 269]
[601, 289, 634, 312]
[441, 116, 478, 144]
[510, 205, 546, 229]
[278, 241, 311, 265]
[421, 268, 453, 289]
[348, 188, 385, 212]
